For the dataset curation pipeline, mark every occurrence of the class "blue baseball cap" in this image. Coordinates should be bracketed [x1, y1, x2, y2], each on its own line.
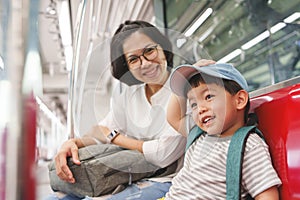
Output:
[170, 63, 248, 97]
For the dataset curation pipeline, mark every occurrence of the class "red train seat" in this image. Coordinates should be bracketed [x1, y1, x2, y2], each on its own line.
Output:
[250, 80, 300, 200]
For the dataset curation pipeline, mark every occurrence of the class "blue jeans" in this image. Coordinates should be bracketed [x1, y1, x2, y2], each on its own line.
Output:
[44, 193, 89, 200]
[44, 180, 171, 200]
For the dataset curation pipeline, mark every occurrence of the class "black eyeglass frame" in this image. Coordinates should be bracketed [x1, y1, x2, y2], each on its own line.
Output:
[126, 44, 159, 69]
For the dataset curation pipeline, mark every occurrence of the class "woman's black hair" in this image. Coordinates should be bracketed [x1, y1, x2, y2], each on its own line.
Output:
[110, 20, 174, 85]
[185, 73, 250, 124]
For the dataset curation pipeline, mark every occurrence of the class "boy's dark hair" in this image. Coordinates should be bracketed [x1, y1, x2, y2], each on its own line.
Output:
[185, 73, 250, 124]
[110, 20, 174, 85]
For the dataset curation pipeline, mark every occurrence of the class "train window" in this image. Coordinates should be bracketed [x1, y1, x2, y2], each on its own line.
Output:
[71, 0, 300, 135]
[1, 0, 299, 198]
[154, 0, 300, 91]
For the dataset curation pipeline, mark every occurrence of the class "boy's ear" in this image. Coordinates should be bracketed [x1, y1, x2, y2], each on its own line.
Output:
[235, 90, 248, 110]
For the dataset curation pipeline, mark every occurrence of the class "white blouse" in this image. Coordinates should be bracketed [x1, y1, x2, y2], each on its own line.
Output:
[99, 79, 186, 168]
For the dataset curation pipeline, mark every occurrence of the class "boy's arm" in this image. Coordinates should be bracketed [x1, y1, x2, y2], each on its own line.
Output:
[254, 186, 279, 200]
[167, 94, 188, 137]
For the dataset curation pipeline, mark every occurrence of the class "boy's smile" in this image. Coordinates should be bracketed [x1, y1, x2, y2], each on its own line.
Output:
[187, 82, 244, 137]
[201, 115, 216, 126]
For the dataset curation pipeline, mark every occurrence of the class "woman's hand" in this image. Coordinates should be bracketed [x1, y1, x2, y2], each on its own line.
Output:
[54, 133, 98, 183]
[193, 59, 216, 67]
[54, 139, 81, 183]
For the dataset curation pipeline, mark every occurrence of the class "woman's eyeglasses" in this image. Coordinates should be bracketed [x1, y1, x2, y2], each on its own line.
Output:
[126, 45, 158, 69]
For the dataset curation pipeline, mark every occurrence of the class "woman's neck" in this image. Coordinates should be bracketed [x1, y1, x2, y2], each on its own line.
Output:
[145, 70, 169, 102]
[145, 84, 163, 102]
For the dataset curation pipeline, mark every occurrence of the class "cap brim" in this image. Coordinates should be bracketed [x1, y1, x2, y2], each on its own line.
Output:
[170, 65, 200, 97]
[170, 63, 249, 96]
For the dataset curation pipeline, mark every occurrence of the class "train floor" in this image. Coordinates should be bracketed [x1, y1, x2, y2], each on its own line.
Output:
[36, 160, 53, 200]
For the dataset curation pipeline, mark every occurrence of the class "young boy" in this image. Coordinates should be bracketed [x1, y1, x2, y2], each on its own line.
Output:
[165, 63, 281, 199]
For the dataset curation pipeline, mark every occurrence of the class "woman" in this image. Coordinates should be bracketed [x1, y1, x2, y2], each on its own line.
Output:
[47, 20, 186, 200]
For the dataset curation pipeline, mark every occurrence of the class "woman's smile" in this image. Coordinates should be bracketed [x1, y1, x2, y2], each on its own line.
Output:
[142, 65, 159, 78]
[123, 32, 169, 86]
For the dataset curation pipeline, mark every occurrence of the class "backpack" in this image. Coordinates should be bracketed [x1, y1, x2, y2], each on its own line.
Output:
[185, 125, 264, 200]
[48, 144, 178, 198]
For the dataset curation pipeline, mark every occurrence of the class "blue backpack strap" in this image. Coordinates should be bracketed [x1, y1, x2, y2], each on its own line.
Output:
[185, 126, 205, 152]
[226, 126, 263, 200]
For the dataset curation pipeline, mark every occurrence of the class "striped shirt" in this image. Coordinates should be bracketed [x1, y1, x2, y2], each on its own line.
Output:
[165, 133, 281, 199]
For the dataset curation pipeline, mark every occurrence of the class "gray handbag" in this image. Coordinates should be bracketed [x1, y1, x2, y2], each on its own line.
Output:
[48, 144, 177, 198]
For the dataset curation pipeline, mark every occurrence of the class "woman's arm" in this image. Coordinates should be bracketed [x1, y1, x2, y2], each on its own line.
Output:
[93, 125, 186, 168]
[93, 125, 144, 152]
[113, 134, 144, 152]
[167, 94, 188, 137]
[142, 129, 186, 168]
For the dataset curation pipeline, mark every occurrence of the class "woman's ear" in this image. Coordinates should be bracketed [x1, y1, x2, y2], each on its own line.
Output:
[235, 90, 248, 110]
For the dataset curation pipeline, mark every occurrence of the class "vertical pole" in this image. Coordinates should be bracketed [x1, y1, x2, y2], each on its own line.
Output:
[267, 22, 276, 85]
[0, 0, 10, 198]
[20, 94, 37, 200]
[162, 0, 168, 36]
[67, 0, 87, 138]
[5, 0, 29, 199]
[0, 127, 7, 200]
[5, 0, 39, 199]
[20, 0, 41, 198]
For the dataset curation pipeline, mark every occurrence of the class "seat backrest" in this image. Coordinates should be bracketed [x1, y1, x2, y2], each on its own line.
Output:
[250, 81, 300, 200]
